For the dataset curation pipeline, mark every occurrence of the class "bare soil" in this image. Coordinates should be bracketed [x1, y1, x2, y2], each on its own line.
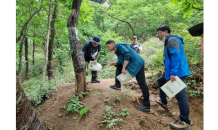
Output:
[36, 78, 203, 130]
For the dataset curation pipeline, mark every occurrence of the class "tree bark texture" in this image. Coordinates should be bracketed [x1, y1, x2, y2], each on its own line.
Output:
[33, 38, 35, 76]
[67, 0, 87, 93]
[47, 0, 58, 85]
[18, 36, 25, 84]
[16, 80, 46, 130]
[25, 37, 29, 80]
[41, 0, 52, 88]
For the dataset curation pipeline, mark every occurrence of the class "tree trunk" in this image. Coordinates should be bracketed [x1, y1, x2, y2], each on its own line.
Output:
[67, 0, 87, 93]
[56, 39, 64, 73]
[16, 79, 46, 130]
[25, 37, 29, 80]
[18, 36, 25, 85]
[47, 0, 58, 85]
[41, 0, 52, 88]
[33, 38, 35, 76]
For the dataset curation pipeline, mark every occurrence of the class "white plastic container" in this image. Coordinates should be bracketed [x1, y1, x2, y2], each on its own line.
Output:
[88, 61, 102, 72]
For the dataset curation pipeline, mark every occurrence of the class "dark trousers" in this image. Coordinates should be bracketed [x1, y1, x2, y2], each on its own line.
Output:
[157, 74, 191, 124]
[84, 57, 98, 79]
[115, 64, 150, 107]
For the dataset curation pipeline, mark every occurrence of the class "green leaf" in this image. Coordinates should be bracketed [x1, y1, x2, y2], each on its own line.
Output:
[80, 107, 91, 115]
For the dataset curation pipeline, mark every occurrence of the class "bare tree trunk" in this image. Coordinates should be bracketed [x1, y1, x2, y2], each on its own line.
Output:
[16, 79, 46, 130]
[47, 0, 58, 85]
[33, 37, 35, 76]
[41, 0, 52, 88]
[25, 37, 29, 80]
[67, 0, 87, 93]
[18, 36, 25, 85]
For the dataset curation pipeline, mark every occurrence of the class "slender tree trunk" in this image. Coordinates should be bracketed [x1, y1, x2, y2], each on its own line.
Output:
[47, 0, 58, 85]
[67, 0, 87, 93]
[25, 37, 29, 80]
[56, 39, 64, 73]
[18, 36, 25, 85]
[16, 79, 46, 130]
[41, 0, 52, 88]
[33, 38, 35, 76]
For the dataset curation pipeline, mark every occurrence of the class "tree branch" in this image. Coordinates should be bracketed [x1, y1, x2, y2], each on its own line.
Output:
[16, 0, 44, 44]
[103, 11, 135, 35]
[192, 6, 203, 10]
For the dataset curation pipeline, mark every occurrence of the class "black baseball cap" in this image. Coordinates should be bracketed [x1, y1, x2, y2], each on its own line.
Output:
[132, 36, 137, 39]
[188, 23, 203, 36]
[90, 36, 101, 45]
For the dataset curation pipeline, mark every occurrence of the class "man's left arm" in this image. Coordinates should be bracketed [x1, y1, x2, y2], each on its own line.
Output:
[168, 38, 181, 82]
[120, 45, 131, 74]
[94, 45, 101, 64]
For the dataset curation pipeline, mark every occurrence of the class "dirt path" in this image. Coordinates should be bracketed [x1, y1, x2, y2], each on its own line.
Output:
[36, 78, 203, 130]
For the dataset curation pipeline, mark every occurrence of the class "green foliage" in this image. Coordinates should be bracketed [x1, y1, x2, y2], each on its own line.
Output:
[23, 78, 57, 106]
[80, 107, 91, 115]
[171, 0, 203, 18]
[110, 91, 122, 102]
[121, 108, 130, 116]
[171, 26, 203, 64]
[100, 105, 123, 128]
[139, 37, 164, 70]
[185, 63, 203, 97]
[98, 65, 116, 79]
[67, 92, 91, 115]
[152, 50, 164, 72]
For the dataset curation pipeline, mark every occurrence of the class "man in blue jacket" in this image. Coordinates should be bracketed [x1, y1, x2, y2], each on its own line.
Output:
[156, 25, 191, 130]
[106, 40, 150, 112]
[81, 36, 101, 83]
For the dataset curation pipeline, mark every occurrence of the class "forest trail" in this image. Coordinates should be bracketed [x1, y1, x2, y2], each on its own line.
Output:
[36, 77, 203, 130]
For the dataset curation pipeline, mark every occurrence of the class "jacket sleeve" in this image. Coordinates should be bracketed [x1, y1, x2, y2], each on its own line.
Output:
[120, 45, 130, 61]
[115, 59, 121, 66]
[82, 41, 89, 52]
[167, 37, 180, 76]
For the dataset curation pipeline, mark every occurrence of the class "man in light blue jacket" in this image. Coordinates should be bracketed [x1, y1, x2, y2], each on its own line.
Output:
[106, 40, 150, 112]
[156, 25, 191, 130]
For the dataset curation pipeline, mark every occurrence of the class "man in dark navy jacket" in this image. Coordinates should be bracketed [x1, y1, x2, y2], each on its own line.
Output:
[129, 36, 141, 54]
[81, 36, 101, 83]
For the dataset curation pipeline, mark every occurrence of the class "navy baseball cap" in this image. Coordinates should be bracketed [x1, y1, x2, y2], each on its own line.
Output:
[188, 23, 203, 36]
[90, 36, 101, 45]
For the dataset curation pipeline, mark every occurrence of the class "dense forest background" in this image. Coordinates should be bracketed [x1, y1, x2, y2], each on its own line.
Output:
[15, 0, 203, 106]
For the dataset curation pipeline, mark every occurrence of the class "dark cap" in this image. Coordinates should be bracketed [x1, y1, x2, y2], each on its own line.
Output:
[132, 36, 137, 39]
[90, 35, 101, 45]
[188, 23, 203, 36]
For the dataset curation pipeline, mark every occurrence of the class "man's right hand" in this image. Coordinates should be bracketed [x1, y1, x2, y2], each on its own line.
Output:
[110, 62, 117, 66]
[83, 61, 86, 67]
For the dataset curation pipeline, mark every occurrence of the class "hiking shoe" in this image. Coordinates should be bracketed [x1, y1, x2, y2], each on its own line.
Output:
[169, 117, 191, 130]
[91, 78, 100, 83]
[156, 98, 168, 110]
[135, 104, 150, 112]
[110, 84, 121, 90]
